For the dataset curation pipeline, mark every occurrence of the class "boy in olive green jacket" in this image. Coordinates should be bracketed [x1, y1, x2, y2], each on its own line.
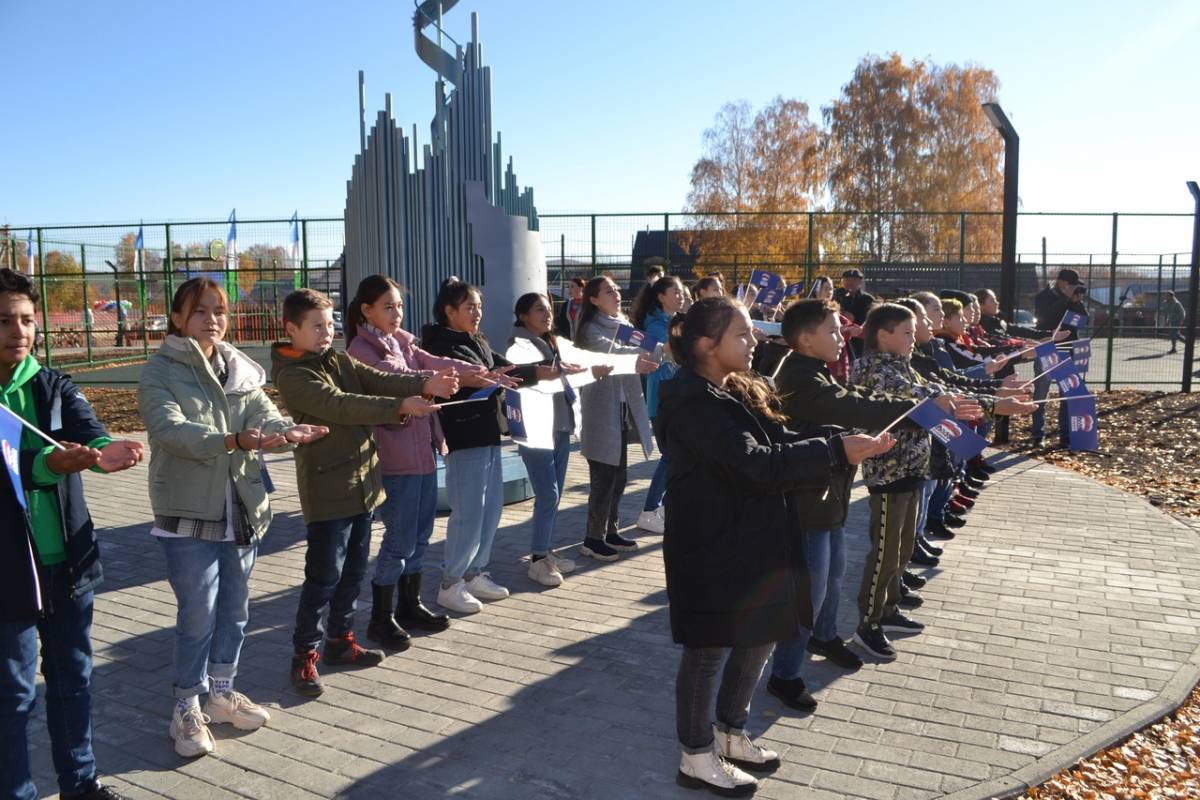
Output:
[272, 289, 456, 697]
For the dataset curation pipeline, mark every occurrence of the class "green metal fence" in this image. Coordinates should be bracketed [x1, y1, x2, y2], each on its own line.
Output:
[1, 210, 1196, 389]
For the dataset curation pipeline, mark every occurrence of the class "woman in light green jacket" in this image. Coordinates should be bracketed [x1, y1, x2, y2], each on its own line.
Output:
[138, 278, 327, 759]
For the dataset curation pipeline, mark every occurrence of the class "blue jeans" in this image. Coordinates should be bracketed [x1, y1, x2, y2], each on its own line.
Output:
[644, 448, 668, 512]
[293, 513, 373, 652]
[373, 472, 438, 585]
[771, 527, 846, 681]
[915, 479, 936, 536]
[160, 537, 257, 699]
[442, 445, 504, 583]
[519, 432, 572, 555]
[0, 565, 96, 800]
[928, 478, 954, 526]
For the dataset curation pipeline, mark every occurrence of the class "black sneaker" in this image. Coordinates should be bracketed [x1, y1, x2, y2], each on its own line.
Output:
[881, 612, 924, 634]
[766, 675, 818, 711]
[955, 483, 980, 500]
[290, 649, 324, 697]
[916, 536, 944, 556]
[967, 465, 990, 483]
[604, 531, 638, 552]
[901, 571, 927, 590]
[898, 590, 924, 609]
[323, 631, 385, 668]
[942, 513, 966, 529]
[807, 636, 863, 671]
[978, 461, 997, 475]
[580, 537, 620, 561]
[909, 549, 940, 567]
[853, 624, 897, 660]
[926, 520, 957, 539]
[964, 474, 987, 490]
[66, 783, 131, 800]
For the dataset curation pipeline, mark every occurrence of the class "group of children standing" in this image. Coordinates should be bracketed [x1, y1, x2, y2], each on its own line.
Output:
[1, 259, 1066, 798]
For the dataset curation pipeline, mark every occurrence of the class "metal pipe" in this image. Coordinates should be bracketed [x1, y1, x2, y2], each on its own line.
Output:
[1182, 181, 1200, 392]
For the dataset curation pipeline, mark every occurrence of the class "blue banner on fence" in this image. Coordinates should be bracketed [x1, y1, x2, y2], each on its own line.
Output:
[909, 399, 990, 461]
[749, 270, 783, 292]
[1067, 394, 1099, 452]
[615, 323, 658, 352]
[1, 405, 27, 510]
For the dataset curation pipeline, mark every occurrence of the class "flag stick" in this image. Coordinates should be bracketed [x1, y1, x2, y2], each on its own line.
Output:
[878, 397, 928, 436]
[0, 403, 66, 451]
[770, 351, 792, 381]
[1019, 357, 1072, 388]
[1026, 394, 1097, 405]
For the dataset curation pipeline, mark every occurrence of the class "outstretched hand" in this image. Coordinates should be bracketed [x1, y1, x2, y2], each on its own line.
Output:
[842, 433, 896, 465]
[97, 440, 144, 473]
[400, 396, 441, 418]
[423, 368, 460, 399]
[284, 424, 330, 446]
[47, 443, 102, 475]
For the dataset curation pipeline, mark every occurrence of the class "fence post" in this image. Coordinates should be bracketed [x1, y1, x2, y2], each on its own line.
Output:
[1103, 213, 1118, 392]
[663, 213, 670, 272]
[137, 240, 149, 359]
[80, 244, 93, 365]
[805, 212, 814, 288]
[35, 229, 52, 369]
[590, 215, 597, 276]
[1156, 255, 1164, 335]
[957, 213, 967, 288]
[164, 223, 175, 303]
[301, 219, 310, 287]
[559, 234, 566, 299]
[1182, 182, 1199, 393]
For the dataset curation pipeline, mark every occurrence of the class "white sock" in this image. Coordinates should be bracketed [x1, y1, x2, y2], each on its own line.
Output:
[210, 676, 234, 696]
[175, 695, 200, 715]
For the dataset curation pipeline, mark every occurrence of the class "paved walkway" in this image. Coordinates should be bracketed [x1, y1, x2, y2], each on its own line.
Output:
[28, 437, 1200, 799]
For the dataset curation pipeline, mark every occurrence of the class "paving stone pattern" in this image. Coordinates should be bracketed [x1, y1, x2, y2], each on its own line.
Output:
[27, 438, 1200, 799]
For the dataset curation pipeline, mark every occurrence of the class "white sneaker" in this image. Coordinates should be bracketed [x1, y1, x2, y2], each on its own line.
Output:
[465, 572, 510, 601]
[676, 743, 757, 795]
[528, 557, 564, 587]
[438, 581, 483, 614]
[547, 551, 576, 574]
[169, 705, 214, 758]
[204, 690, 271, 731]
[637, 508, 665, 534]
[713, 724, 781, 769]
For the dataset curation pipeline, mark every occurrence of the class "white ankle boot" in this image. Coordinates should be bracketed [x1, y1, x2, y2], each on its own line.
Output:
[713, 725, 780, 770]
[676, 742, 758, 795]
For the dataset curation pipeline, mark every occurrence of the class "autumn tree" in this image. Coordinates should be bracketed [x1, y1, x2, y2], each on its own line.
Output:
[40, 250, 83, 311]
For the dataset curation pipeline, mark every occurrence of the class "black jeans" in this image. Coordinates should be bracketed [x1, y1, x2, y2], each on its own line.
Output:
[675, 643, 774, 753]
[293, 513, 373, 652]
[585, 428, 629, 540]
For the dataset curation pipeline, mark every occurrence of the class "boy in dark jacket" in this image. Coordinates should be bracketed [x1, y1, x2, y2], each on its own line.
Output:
[767, 299, 923, 709]
[0, 268, 144, 800]
[272, 289, 455, 697]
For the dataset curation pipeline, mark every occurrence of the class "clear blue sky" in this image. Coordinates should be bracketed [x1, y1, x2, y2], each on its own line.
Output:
[3, 0, 1198, 256]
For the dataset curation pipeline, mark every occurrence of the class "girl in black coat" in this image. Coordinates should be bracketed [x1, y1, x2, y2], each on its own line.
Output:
[654, 296, 891, 796]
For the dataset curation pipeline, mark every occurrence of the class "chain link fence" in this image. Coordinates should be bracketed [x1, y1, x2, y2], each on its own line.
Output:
[2, 211, 1196, 389]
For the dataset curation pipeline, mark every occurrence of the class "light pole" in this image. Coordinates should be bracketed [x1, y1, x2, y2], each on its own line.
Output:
[1184, 181, 1199, 392]
[983, 102, 1019, 324]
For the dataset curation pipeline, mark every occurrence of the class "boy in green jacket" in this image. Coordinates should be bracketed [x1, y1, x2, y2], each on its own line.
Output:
[272, 289, 457, 697]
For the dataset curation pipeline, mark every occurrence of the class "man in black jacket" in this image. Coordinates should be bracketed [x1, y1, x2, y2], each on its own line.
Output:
[832, 269, 875, 359]
[1, 268, 143, 800]
[765, 299, 923, 710]
[1032, 270, 1087, 443]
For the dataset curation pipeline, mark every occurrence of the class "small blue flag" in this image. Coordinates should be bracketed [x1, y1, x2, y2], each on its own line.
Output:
[1, 405, 28, 510]
[504, 388, 528, 443]
[1054, 362, 1088, 398]
[784, 282, 804, 298]
[25, 229, 34, 273]
[908, 399, 990, 461]
[1061, 311, 1087, 330]
[962, 362, 990, 379]
[134, 224, 144, 252]
[467, 384, 502, 401]
[1035, 341, 1059, 374]
[1072, 340, 1091, 374]
[1067, 394, 1099, 452]
[749, 270, 783, 292]
[758, 287, 784, 308]
[615, 323, 658, 352]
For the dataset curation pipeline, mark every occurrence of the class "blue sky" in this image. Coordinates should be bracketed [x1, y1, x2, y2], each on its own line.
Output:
[3, 0, 1198, 256]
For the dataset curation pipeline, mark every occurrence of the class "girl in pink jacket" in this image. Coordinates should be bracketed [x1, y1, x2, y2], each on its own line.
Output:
[345, 275, 499, 648]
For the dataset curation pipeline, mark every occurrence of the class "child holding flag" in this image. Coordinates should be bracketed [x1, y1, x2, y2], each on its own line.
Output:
[1, 268, 144, 800]
[574, 276, 660, 561]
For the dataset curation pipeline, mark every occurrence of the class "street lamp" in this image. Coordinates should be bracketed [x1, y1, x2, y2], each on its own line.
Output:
[983, 102, 1019, 324]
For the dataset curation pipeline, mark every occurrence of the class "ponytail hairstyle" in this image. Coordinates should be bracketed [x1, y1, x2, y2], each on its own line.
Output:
[630, 275, 683, 330]
[862, 302, 916, 353]
[432, 276, 480, 327]
[346, 274, 403, 343]
[514, 291, 557, 351]
[670, 296, 786, 423]
[574, 275, 613, 345]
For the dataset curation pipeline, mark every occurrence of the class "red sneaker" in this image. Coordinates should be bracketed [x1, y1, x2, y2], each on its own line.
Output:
[323, 631, 384, 668]
[290, 649, 323, 697]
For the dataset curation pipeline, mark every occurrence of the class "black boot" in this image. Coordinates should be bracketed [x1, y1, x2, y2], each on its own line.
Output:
[366, 582, 412, 650]
[397, 573, 451, 632]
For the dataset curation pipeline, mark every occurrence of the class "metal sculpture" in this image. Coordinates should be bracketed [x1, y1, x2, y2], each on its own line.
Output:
[344, 0, 545, 344]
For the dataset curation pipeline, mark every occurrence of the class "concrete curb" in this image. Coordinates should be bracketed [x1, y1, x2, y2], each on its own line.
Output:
[939, 455, 1200, 800]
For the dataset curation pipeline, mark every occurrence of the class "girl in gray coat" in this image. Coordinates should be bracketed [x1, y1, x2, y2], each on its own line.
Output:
[573, 276, 659, 561]
[138, 279, 327, 759]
